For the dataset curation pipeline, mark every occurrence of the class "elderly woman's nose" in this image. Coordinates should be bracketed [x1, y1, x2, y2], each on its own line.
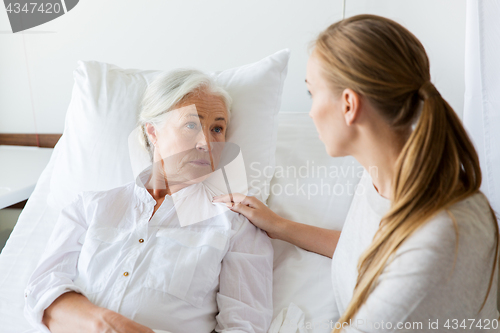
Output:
[195, 129, 209, 150]
[196, 143, 209, 152]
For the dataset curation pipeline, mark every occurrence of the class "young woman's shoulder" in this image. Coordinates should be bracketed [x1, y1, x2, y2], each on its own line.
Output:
[368, 192, 499, 324]
[395, 191, 497, 269]
[439, 191, 496, 244]
[448, 191, 496, 230]
[410, 192, 494, 242]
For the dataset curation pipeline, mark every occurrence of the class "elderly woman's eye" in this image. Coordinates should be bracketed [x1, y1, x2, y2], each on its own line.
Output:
[186, 122, 197, 129]
[213, 126, 223, 134]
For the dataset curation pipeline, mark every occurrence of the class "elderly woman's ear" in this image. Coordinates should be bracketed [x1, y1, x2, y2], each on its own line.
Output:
[145, 123, 157, 146]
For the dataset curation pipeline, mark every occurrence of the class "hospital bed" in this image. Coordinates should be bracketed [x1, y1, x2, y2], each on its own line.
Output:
[0, 111, 361, 333]
[0, 50, 361, 332]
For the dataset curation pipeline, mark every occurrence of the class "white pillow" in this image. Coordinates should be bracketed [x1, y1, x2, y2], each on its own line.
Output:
[48, 49, 290, 210]
[267, 113, 362, 333]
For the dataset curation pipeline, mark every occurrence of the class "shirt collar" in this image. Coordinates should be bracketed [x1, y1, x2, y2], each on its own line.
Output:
[363, 169, 391, 216]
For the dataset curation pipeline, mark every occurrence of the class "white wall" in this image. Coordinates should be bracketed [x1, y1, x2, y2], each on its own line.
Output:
[0, 0, 465, 134]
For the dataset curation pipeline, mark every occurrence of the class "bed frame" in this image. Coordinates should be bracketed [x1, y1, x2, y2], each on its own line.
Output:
[0, 133, 61, 209]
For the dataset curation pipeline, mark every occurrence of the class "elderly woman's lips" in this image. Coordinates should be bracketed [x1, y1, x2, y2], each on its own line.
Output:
[189, 159, 211, 166]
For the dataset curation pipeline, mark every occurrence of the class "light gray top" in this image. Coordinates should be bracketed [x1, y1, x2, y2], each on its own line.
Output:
[332, 170, 499, 332]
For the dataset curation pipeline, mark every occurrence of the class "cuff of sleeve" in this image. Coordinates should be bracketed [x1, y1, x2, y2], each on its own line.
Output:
[24, 284, 86, 333]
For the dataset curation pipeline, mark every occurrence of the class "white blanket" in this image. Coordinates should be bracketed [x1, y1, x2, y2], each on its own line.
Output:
[268, 303, 309, 333]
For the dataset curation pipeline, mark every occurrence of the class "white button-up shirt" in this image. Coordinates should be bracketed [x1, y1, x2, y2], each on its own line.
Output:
[24, 166, 274, 333]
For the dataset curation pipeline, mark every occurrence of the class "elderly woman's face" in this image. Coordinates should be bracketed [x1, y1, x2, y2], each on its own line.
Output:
[148, 90, 229, 185]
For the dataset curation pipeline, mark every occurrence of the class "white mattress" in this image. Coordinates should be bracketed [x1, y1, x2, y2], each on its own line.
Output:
[0, 139, 62, 332]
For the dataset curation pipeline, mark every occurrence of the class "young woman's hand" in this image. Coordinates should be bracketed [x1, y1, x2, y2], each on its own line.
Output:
[213, 193, 341, 258]
[212, 193, 284, 239]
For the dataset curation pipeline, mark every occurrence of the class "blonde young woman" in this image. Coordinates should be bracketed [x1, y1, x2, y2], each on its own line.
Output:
[214, 14, 500, 332]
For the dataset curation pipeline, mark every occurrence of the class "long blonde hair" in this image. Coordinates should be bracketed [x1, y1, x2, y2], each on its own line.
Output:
[312, 14, 499, 332]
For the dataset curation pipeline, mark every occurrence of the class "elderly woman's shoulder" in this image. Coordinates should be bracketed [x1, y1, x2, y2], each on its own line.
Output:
[77, 180, 136, 206]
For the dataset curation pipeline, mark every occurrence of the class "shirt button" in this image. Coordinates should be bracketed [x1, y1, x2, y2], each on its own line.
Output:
[139, 238, 144, 243]
[123, 272, 129, 276]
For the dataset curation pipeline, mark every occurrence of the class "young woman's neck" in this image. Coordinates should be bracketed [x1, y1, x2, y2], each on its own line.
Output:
[353, 123, 409, 200]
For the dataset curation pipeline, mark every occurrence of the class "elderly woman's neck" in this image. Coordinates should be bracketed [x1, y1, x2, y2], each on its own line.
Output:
[146, 183, 191, 199]
[145, 182, 189, 220]
[146, 183, 192, 220]
[145, 186, 168, 221]
[147, 188, 170, 200]
[144, 164, 193, 202]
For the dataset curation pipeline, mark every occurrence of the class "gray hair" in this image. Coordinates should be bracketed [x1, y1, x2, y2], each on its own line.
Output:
[137, 68, 232, 162]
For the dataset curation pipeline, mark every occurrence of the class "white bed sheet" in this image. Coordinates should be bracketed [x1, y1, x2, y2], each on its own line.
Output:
[0, 141, 62, 332]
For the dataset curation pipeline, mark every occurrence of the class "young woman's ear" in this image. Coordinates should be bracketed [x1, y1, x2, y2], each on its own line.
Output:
[342, 88, 360, 126]
[145, 123, 157, 146]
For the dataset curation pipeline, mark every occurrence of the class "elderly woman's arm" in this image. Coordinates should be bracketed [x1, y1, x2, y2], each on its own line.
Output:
[23, 193, 154, 333]
[215, 215, 274, 333]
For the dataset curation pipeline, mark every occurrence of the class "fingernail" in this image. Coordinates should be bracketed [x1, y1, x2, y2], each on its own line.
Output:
[226, 202, 233, 208]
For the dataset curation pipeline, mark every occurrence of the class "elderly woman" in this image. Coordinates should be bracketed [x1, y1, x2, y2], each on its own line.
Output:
[23, 69, 274, 333]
